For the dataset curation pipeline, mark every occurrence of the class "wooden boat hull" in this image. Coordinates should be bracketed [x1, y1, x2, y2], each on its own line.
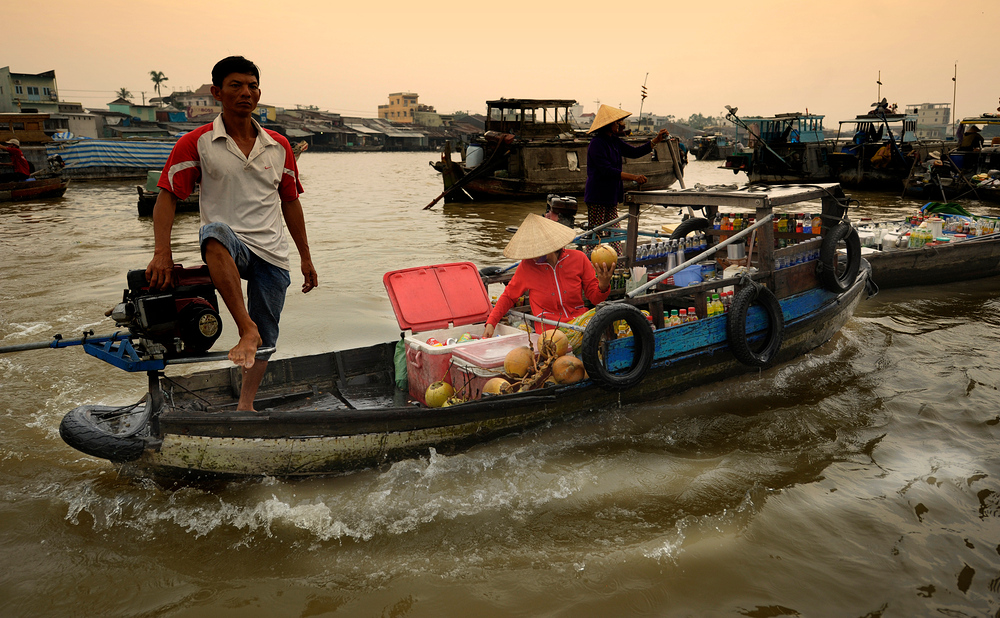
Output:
[0, 177, 69, 202]
[64, 265, 869, 478]
[727, 142, 836, 185]
[864, 236, 1000, 288]
[136, 186, 199, 216]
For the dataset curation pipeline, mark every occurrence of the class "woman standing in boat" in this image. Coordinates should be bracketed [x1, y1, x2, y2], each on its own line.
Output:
[584, 105, 669, 251]
[483, 213, 613, 350]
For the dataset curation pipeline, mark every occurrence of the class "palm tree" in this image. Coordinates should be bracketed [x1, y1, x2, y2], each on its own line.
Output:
[149, 71, 168, 104]
[116, 87, 133, 102]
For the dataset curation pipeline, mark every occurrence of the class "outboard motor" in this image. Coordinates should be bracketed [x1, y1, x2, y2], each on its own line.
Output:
[109, 265, 222, 359]
[545, 194, 578, 228]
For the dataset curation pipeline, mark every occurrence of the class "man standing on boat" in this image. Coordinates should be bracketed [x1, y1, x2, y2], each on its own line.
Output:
[584, 105, 669, 251]
[145, 55, 318, 411]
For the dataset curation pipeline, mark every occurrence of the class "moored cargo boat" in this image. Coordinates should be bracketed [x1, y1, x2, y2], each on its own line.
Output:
[430, 98, 678, 204]
[851, 206, 1000, 288]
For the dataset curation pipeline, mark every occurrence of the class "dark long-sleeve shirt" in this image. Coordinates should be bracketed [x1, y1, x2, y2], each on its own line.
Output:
[584, 133, 652, 205]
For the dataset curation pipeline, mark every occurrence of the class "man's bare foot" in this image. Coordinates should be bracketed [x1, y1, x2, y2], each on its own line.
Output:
[229, 330, 262, 368]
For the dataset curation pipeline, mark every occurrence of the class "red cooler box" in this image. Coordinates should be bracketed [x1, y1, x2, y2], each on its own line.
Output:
[384, 262, 528, 405]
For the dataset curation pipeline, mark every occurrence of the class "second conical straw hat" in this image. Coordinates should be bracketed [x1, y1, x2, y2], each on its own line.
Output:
[503, 213, 577, 260]
[588, 104, 631, 133]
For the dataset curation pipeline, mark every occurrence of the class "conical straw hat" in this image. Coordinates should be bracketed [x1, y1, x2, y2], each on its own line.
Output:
[503, 213, 576, 259]
[588, 104, 631, 134]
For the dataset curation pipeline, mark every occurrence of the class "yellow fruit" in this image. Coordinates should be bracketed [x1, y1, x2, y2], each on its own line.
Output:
[504, 346, 535, 378]
[590, 244, 618, 269]
[483, 377, 510, 396]
[425, 381, 455, 408]
[538, 329, 569, 358]
[551, 355, 585, 384]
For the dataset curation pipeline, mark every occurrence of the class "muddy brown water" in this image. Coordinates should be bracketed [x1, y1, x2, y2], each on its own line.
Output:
[2, 155, 1000, 616]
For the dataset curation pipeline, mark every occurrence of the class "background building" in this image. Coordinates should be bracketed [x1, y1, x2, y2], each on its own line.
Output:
[0, 67, 61, 114]
[906, 102, 951, 140]
[378, 92, 437, 124]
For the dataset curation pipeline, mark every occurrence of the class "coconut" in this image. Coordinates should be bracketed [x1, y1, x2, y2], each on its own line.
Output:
[538, 329, 569, 358]
[483, 377, 510, 396]
[425, 381, 455, 408]
[504, 345, 535, 378]
[590, 244, 619, 269]
[551, 355, 585, 384]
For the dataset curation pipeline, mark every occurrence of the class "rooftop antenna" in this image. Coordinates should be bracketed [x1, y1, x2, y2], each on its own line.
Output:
[876, 70, 882, 101]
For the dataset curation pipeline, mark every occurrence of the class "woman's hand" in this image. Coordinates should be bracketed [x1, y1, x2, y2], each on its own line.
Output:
[624, 172, 648, 185]
[483, 324, 495, 338]
[595, 261, 614, 292]
[652, 128, 671, 145]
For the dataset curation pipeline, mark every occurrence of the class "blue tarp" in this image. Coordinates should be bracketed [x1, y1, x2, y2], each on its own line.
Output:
[45, 140, 175, 169]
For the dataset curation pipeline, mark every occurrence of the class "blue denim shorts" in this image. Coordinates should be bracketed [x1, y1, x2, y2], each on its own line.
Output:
[199, 222, 290, 352]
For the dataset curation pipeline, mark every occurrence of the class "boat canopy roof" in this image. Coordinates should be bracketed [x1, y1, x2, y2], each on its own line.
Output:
[959, 114, 1000, 140]
[485, 98, 577, 138]
[837, 113, 914, 125]
[835, 113, 918, 142]
[731, 112, 826, 144]
[486, 98, 577, 109]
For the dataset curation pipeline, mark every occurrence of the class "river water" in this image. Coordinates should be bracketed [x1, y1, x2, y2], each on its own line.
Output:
[2, 154, 1000, 617]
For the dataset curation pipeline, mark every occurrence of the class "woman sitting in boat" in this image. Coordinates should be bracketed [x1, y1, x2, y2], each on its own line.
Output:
[482, 213, 613, 350]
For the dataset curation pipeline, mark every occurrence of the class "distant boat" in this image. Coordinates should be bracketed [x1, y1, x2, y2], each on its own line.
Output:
[0, 177, 70, 202]
[692, 134, 734, 161]
[430, 98, 678, 203]
[825, 100, 944, 190]
[720, 109, 835, 184]
[905, 114, 1000, 203]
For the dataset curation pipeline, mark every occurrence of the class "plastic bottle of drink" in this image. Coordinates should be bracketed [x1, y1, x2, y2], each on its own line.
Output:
[687, 306, 699, 322]
[795, 214, 804, 233]
[778, 214, 788, 233]
[722, 291, 732, 312]
[802, 215, 812, 235]
[678, 308, 688, 324]
[714, 213, 722, 230]
[812, 214, 822, 234]
[667, 310, 682, 327]
[711, 293, 722, 316]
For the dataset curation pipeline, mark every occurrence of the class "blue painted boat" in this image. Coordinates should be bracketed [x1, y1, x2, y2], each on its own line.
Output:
[45, 184, 871, 477]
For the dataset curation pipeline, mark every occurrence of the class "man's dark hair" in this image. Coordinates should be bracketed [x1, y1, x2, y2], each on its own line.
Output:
[211, 56, 260, 88]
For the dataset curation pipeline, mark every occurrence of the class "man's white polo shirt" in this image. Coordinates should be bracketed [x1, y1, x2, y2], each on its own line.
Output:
[157, 114, 303, 270]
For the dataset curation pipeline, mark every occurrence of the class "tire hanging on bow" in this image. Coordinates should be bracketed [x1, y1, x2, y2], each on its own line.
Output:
[818, 221, 861, 293]
[726, 283, 784, 367]
[581, 304, 655, 390]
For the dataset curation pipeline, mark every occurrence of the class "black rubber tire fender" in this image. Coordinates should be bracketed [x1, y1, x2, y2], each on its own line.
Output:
[726, 285, 784, 367]
[818, 221, 861, 292]
[669, 217, 712, 239]
[59, 406, 147, 463]
[581, 304, 655, 390]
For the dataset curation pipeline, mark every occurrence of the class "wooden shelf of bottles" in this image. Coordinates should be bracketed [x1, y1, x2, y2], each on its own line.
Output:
[706, 229, 823, 243]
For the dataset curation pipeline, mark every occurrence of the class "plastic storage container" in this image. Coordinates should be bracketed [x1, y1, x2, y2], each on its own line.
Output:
[384, 262, 528, 405]
[448, 335, 532, 399]
[672, 264, 703, 287]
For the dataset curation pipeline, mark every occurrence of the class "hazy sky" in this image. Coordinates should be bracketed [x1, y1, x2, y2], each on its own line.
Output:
[6, 0, 997, 129]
